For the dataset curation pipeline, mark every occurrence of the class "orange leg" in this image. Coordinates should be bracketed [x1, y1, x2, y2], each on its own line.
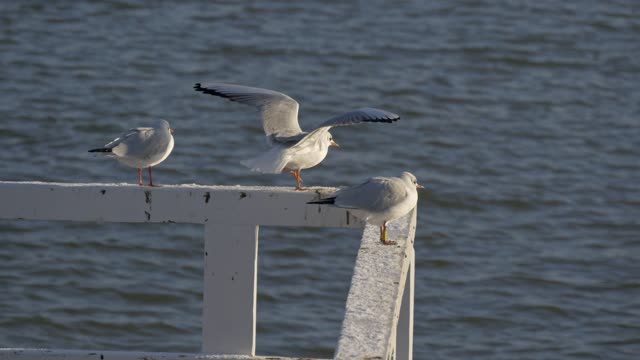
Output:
[145, 167, 161, 187]
[137, 168, 143, 186]
[148, 167, 154, 186]
[287, 169, 306, 191]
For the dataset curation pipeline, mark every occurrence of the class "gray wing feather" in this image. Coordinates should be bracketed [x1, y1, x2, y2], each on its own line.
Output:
[104, 127, 153, 149]
[194, 83, 303, 138]
[291, 107, 399, 148]
[314, 107, 399, 129]
[270, 132, 308, 146]
[334, 177, 408, 211]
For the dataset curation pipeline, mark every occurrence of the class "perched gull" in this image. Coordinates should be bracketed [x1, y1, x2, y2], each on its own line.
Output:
[89, 119, 175, 186]
[308, 172, 424, 245]
[194, 83, 400, 190]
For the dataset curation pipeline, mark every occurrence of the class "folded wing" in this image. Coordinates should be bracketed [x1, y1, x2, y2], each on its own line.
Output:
[334, 177, 408, 212]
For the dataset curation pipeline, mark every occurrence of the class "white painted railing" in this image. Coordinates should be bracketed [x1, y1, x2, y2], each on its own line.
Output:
[0, 181, 416, 360]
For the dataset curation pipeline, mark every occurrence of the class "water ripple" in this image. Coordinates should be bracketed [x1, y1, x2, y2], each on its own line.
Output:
[1, 1, 639, 359]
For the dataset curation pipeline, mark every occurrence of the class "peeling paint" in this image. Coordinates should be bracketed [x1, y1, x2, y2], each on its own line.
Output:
[239, 192, 247, 199]
[100, 189, 106, 195]
[204, 192, 211, 203]
[144, 191, 151, 204]
[144, 211, 151, 221]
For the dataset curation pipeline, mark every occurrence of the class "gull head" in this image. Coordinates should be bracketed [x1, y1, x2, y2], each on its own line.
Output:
[401, 171, 424, 190]
[156, 119, 174, 134]
[326, 131, 339, 148]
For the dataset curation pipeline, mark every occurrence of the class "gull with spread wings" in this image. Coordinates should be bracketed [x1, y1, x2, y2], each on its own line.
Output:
[194, 83, 399, 190]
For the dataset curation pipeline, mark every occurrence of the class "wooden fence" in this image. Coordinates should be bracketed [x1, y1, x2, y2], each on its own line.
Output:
[0, 181, 416, 360]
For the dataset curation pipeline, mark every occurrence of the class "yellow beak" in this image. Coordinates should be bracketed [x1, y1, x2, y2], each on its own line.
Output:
[330, 140, 340, 148]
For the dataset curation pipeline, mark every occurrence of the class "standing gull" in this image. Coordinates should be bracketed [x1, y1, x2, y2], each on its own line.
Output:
[89, 119, 175, 186]
[194, 83, 399, 190]
[308, 172, 424, 245]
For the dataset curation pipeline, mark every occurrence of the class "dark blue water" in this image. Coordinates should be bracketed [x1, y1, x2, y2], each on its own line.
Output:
[1, 1, 639, 359]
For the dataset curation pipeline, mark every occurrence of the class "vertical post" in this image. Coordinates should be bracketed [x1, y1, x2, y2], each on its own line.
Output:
[396, 248, 414, 360]
[202, 223, 259, 355]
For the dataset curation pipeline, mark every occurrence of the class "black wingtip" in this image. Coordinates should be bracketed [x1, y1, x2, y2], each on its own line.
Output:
[363, 116, 400, 124]
[193, 83, 238, 102]
[307, 197, 336, 205]
[360, 108, 400, 123]
[88, 148, 112, 153]
[380, 116, 400, 123]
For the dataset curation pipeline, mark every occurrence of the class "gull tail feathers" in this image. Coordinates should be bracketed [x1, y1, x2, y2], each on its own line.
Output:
[241, 147, 290, 174]
[307, 197, 336, 205]
[88, 148, 112, 153]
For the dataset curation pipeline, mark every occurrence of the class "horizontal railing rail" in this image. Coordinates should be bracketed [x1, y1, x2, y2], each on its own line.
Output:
[0, 181, 415, 360]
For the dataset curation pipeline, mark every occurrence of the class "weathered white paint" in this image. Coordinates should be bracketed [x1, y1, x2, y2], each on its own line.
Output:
[202, 224, 259, 355]
[0, 182, 363, 228]
[334, 209, 417, 360]
[0, 181, 416, 360]
[396, 250, 415, 360]
[0, 349, 321, 360]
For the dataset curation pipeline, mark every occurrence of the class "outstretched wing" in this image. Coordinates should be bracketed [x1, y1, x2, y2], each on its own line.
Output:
[194, 83, 303, 138]
[290, 107, 400, 149]
[314, 107, 399, 130]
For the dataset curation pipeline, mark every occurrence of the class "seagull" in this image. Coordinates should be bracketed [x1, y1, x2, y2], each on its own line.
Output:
[194, 83, 400, 190]
[89, 119, 175, 186]
[308, 172, 424, 245]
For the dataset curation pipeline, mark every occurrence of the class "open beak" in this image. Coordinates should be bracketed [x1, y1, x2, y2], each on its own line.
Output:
[330, 140, 340, 148]
[170, 128, 175, 134]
